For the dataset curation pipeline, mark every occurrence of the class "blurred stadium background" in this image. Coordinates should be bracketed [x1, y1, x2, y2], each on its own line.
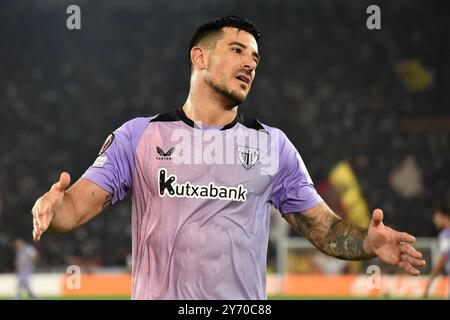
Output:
[0, 0, 449, 299]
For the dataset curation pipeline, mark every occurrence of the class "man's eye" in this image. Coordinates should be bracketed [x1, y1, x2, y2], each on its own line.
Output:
[232, 48, 242, 53]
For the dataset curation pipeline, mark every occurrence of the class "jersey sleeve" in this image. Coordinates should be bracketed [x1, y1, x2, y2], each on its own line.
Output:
[270, 129, 323, 214]
[81, 117, 149, 205]
[438, 231, 450, 256]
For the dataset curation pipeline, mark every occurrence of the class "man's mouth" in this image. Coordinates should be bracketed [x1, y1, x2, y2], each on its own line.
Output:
[235, 74, 251, 85]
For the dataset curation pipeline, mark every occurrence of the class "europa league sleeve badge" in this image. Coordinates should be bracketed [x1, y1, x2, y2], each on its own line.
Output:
[98, 133, 115, 156]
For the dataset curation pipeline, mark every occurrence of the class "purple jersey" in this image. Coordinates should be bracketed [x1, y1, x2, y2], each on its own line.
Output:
[82, 109, 323, 299]
[438, 228, 450, 275]
[16, 244, 37, 274]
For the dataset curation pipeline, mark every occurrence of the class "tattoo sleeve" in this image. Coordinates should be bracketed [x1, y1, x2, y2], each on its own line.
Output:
[286, 203, 375, 260]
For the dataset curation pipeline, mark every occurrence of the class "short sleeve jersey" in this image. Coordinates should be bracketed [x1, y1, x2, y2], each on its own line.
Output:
[82, 109, 323, 299]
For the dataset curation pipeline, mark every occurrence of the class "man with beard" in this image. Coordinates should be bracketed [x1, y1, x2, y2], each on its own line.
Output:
[31, 16, 425, 299]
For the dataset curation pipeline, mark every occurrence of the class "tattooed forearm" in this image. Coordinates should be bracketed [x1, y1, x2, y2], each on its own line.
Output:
[102, 194, 112, 211]
[286, 203, 375, 260]
[326, 219, 373, 260]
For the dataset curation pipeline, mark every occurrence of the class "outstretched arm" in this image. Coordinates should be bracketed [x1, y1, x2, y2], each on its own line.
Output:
[32, 172, 112, 241]
[284, 202, 374, 260]
[284, 202, 426, 275]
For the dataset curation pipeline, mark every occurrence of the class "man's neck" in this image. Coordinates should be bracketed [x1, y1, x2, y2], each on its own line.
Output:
[182, 102, 237, 126]
[182, 80, 239, 126]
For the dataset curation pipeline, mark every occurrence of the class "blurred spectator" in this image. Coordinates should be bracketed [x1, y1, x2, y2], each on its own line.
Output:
[13, 239, 38, 299]
[423, 205, 450, 299]
[389, 156, 423, 198]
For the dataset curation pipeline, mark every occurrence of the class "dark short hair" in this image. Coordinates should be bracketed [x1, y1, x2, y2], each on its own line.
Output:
[189, 15, 261, 66]
[436, 205, 450, 217]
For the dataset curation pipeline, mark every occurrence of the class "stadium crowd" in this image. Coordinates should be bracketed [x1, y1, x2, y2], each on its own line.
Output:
[0, 0, 448, 272]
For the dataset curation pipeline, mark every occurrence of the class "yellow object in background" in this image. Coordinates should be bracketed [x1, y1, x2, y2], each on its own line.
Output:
[329, 161, 371, 228]
[395, 59, 433, 92]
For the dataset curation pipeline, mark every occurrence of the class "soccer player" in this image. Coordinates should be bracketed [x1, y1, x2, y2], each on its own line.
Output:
[13, 239, 38, 299]
[31, 16, 426, 299]
[423, 205, 450, 299]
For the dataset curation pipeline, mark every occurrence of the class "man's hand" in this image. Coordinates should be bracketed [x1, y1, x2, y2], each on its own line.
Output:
[31, 172, 71, 242]
[366, 208, 426, 275]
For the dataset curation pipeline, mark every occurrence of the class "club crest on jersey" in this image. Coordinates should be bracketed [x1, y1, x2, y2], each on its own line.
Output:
[237, 146, 259, 170]
[156, 146, 175, 160]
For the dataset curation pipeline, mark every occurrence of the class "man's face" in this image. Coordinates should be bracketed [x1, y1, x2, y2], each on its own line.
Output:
[203, 27, 260, 106]
[13, 239, 23, 250]
[432, 211, 446, 229]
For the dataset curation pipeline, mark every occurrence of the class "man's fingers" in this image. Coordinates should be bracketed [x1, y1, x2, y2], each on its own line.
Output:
[50, 172, 71, 192]
[33, 216, 42, 242]
[398, 261, 421, 276]
[32, 172, 70, 242]
[33, 229, 41, 242]
[59, 172, 71, 189]
[371, 208, 384, 227]
[397, 232, 416, 244]
[32, 202, 49, 242]
[401, 254, 426, 267]
[37, 208, 47, 232]
[400, 243, 422, 259]
[32, 173, 66, 242]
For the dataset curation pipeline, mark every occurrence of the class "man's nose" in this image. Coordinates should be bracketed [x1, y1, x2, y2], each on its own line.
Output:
[243, 64, 255, 72]
[243, 57, 256, 72]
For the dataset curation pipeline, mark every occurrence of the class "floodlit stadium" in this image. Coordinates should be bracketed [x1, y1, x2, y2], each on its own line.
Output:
[0, 0, 449, 300]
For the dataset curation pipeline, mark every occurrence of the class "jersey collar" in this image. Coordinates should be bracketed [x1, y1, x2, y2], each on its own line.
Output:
[175, 108, 239, 131]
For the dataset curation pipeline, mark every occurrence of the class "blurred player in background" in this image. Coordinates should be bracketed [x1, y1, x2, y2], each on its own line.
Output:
[31, 16, 425, 299]
[13, 238, 38, 299]
[423, 205, 450, 299]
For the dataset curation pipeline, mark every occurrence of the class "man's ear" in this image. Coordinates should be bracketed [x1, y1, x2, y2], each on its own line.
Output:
[191, 46, 208, 70]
